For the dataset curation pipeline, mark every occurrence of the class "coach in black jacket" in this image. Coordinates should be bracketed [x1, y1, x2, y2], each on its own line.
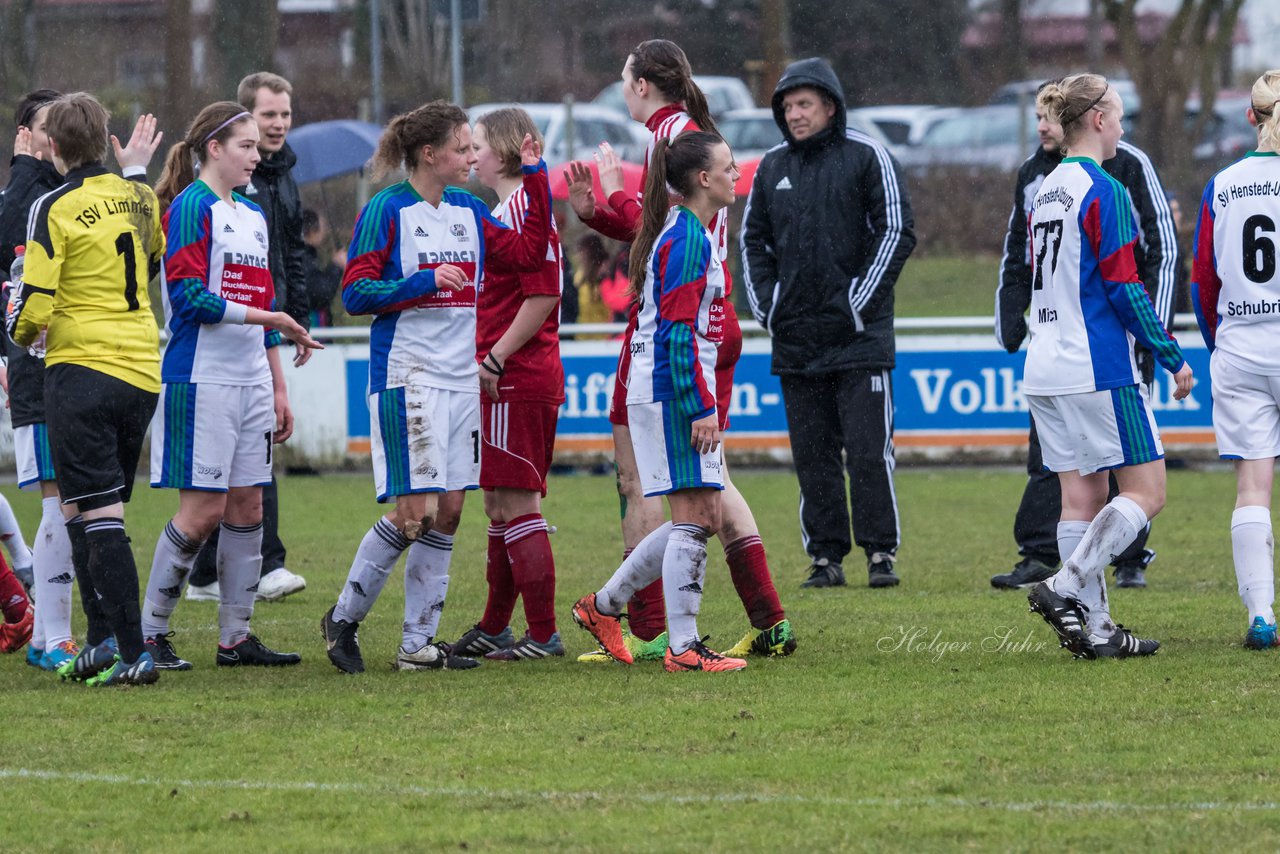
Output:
[741, 57, 916, 589]
[990, 99, 1179, 591]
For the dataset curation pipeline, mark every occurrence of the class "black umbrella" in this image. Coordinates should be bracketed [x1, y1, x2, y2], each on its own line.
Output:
[289, 120, 384, 185]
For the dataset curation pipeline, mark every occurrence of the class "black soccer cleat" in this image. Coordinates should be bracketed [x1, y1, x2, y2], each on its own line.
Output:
[321, 605, 364, 674]
[800, 558, 845, 588]
[991, 557, 1057, 590]
[452, 623, 515, 657]
[217, 634, 302, 667]
[144, 632, 193, 671]
[1113, 549, 1155, 589]
[1090, 624, 1159, 658]
[1027, 581, 1094, 659]
[867, 553, 900, 588]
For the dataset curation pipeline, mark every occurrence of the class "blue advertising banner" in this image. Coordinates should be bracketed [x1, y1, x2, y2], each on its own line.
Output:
[340, 335, 1215, 455]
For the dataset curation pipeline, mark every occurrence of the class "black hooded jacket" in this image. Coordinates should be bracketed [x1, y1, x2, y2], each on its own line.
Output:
[0, 154, 62, 428]
[239, 142, 310, 327]
[740, 57, 916, 374]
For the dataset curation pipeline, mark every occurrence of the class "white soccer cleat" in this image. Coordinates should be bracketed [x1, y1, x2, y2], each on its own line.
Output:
[185, 580, 221, 602]
[256, 567, 306, 602]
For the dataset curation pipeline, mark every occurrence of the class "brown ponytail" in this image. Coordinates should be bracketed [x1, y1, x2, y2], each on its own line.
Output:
[155, 100, 253, 211]
[629, 39, 719, 136]
[627, 130, 723, 298]
[371, 100, 469, 180]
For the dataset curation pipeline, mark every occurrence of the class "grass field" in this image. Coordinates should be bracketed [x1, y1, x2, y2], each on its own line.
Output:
[2, 466, 1278, 851]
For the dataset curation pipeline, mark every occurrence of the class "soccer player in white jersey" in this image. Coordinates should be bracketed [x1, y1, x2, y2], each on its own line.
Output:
[1191, 70, 1280, 649]
[1022, 74, 1193, 659]
[572, 131, 749, 673]
[140, 102, 321, 669]
[320, 101, 552, 674]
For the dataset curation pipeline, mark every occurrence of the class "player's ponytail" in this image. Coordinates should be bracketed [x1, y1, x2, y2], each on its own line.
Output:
[155, 100, 253, 211]
[1036, 73, 1111, 151]
[1251, 70, 1280, 153]
[371, 101, 469, 180]
[629, 39, 719, 136]
[627, 131, 722, 298]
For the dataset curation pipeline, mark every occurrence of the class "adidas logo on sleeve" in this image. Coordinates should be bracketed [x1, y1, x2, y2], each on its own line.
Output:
[775, 176, 792, 190]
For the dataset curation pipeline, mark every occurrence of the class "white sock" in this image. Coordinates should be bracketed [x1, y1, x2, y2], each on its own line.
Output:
[662, 524, 710, 655]
[1055, 520, 1088, 568]
[0, 492, 32, 573]
[402, 530, 454, 652]
[142, 520, 204, 638]
[1231, 505, 1274, 624]
[217, 522, 263, 647]
[597, 521, 673, 615]
[33, 496, 74, 649]
[334, 517, 410, 624]
[1050, 496, 1147, 621]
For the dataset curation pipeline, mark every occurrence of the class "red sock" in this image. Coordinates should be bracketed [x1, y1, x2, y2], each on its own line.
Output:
[725, 535, 785, 629]
[478, 523, 516, 635]
[0, 552, 28, 623]
[505, 514, 557, 643]
[629, 571, 666, 643]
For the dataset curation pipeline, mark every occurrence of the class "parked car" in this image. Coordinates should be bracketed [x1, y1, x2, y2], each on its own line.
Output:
[990, 77, 1141, 117]
[718, 107, 894, 160]
[1186, 94, 1257, 165]
[895, 105, 1039, 173]
[467, 102, 648, 165]
[847, 105, 958, 147]
[592, 75, 755, 119]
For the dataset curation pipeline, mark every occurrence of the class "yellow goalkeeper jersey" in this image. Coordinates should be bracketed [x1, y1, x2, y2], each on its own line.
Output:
[10, 164, 163, 392]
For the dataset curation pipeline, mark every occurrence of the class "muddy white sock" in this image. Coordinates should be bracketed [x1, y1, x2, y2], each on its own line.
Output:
[1232, 505, 1274, 624]
[141, 520, 204, 638]
[662, 524, 709, 655]
[402, 530, 453, 653]
[334, 517, 410, 624]
[597, 521, 672, 616]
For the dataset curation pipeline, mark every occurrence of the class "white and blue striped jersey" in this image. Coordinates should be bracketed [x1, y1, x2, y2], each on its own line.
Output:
[1025, 157, 1184, 396]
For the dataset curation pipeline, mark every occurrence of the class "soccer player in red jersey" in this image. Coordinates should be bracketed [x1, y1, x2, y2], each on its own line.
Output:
[566, 39, 794, 660]
[451, 107, 566, 660]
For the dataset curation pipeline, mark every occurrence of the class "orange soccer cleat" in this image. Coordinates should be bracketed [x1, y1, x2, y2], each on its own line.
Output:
[664, 640, 747, 673]
[571, 593, 633, 664]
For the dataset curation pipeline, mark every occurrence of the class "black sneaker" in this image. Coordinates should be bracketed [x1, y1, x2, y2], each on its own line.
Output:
[1027, 581, 1094, 659]
[800, 558, 845, 588]
[991, 557, 1057, 590]
[1113, 549, 1155, 589]
[453, 623, 515, 657]
[145, 632, 193, 671]
[867, 553, 900, 588]
[321, 605, 364, 674]
[217, 634, 302, 667]
[1090, 624, 1160, 658]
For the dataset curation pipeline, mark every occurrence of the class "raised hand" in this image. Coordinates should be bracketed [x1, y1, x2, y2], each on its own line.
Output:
[596, 142, 624, 198]
[13, 127, 36, 160]
[565, 160, 596, 220]
[112, 113, 164, 172]
[519, 132, 543, 167]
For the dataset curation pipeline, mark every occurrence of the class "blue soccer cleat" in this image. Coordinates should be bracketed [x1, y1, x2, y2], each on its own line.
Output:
[1244, 616, 1278, 650]
[25, 644, 43, 668]
[39, 640, 81, 672]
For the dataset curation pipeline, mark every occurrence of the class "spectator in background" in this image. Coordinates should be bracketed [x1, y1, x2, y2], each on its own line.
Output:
[599, 246, 632, 322]
[572, 233, 612, 327]
[301, 208, 343, 327]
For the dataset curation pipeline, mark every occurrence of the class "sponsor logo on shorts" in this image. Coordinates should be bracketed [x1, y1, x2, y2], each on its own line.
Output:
[426, 466, 439, 479]
[196, 464, 224, 480]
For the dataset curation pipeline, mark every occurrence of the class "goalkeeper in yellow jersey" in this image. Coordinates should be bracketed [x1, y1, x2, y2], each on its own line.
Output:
[7, 92, 165, 686]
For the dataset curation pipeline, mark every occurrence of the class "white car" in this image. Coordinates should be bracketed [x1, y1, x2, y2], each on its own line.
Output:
[467, 102, 648, 165]
[847, 105, 958, 147]
[593, 75, 755, 119]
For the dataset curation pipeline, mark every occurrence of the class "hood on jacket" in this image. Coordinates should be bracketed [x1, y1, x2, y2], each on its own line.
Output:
[771, 57, 847, 146]
[254, 141, 298, 179]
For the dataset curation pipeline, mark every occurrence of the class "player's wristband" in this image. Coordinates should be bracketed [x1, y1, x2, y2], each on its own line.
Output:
[481, 353, 504, 377]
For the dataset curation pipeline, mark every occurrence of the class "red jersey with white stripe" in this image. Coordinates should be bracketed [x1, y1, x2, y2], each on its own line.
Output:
[476, 186, 564, 404]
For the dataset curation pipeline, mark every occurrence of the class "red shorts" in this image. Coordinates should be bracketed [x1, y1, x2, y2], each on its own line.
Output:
[480, 399, 558, 495]
[608, 320, 637, 427]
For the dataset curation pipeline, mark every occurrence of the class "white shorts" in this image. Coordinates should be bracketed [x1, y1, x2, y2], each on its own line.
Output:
[13, 423, 55, 490]
[150, 382, 274, 491]
[1027, 384, 1163, 475]
[370, 385, 479, 502]
[1210, 351, 1280, 459]
[627, 400, 725, 497]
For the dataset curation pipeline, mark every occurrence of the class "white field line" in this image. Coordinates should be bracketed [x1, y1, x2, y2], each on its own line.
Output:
[1, 768, 1277, 814]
